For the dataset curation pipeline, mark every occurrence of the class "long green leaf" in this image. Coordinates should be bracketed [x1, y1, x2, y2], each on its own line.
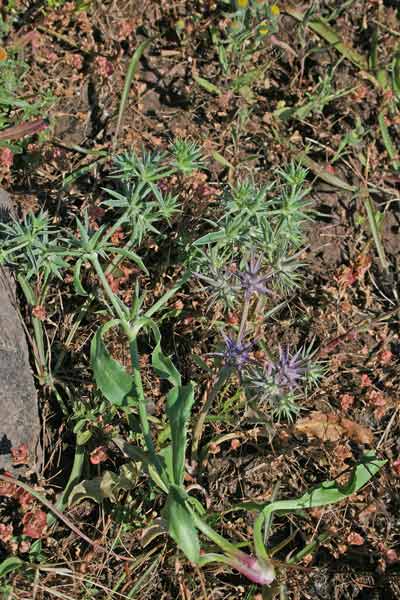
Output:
[193, 230, 226, 245]
[164, 485, 200, 563]
[378, 111, 400, 171]
[193, 75, 222, 96]
[73, 258, 88, 297]
[166, 383, 195, 486]
[90, 321, 136, 406]
[360, 187, 389, 271]
[253, 453, 385, 557]
[0, 556, 23, 578]
[113, 39, 151, 151]
[285, 9, 367, 70]
[296, 152, 356, 192]
[152, 341, 181, 388]
[392, 50, 400, 100]
[256, 453, 385, 515]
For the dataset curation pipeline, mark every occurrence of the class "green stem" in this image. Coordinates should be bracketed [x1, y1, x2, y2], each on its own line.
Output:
[254, 511, 270, 561]
[91, 254, 128, 321]
[191, 366, 232, 460]
[128, 334, 166, 482]
[190, 510, 240, 556]
[237, 297, 250, 344]
[144, 269, 192, 319]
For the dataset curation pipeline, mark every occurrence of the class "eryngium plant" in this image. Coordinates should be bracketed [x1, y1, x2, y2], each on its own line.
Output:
[0, 146, 386, 591]
[191, 163, 312, 304]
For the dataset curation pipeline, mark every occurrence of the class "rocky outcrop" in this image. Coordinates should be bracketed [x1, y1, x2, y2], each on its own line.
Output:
[0, 189, 41, 472]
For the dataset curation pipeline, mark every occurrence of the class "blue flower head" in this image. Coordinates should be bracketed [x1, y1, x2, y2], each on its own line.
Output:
[236, 254, 272, 299]
[221, 334, 253, 370]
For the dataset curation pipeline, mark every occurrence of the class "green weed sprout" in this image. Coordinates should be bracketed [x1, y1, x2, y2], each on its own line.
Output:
[0, 43, 53, 159]
[204, 1, 281, 96]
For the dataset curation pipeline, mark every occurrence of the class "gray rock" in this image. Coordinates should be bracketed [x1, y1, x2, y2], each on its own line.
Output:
[0, 189, 41, 471]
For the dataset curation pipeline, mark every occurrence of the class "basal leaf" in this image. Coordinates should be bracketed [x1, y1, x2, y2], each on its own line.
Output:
[166, 383, 195, 486]
[164, 485, 200, 563]
[152, 340, 181, 388]
[91, 322, 136, 406]
[0, 556, 23, 578]
[253, 453, 385, 559]
[260, 453, 385, 517]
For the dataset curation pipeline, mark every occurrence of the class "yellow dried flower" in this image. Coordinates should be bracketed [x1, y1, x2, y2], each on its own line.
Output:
[258, 22, 269, 35]
[271, 4, 280, 16]
[0, 48, 8, 61]
[176, 19, 185, 30]
[236, 0, 249, 9]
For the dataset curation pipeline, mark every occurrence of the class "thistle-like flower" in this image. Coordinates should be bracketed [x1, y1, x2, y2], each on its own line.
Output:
[211, 334, 253, 370]
[223, 334, 253, 369]
[244, 347, 307, 421]
[274, 346, 307, 389]
[235, 254, 272, 299]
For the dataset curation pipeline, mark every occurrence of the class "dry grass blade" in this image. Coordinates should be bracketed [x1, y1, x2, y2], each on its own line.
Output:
[360, 187, 389, 272]
[112, 39, 151, 152]
[296, 151, 356, 192]
[0, 475, 132, 562]
[378, 111, 400, 172]
[284, 6, 368, 70]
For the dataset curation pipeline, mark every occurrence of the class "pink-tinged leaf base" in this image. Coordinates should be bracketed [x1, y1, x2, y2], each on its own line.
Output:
[230, 551, 275, 585]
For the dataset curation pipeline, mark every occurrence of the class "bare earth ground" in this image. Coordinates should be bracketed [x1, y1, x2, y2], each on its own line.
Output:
[0, 1, 400, 599]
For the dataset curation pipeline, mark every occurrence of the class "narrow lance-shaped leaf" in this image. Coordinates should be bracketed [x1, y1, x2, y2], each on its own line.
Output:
[261, 453, 385, 516]
[253, 452, 386, 558]
[73, 258, 88, 297]
[164, 485, 200, 563]
[166, 383, 195, 487]
[392, 51, 400, 100]
[90, 321, 136, 406]
[152, 340, 181, 388]
[113, 39, 151, 150]
[193, 230, 227, 245]
[193, 75, 222, 96]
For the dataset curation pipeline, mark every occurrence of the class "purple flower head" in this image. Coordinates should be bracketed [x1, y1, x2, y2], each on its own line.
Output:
[230, 550, 275, 585]
[221, 334, 253, 370]
[274, 346, 306, 389]
[236, 254, 272, 299]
